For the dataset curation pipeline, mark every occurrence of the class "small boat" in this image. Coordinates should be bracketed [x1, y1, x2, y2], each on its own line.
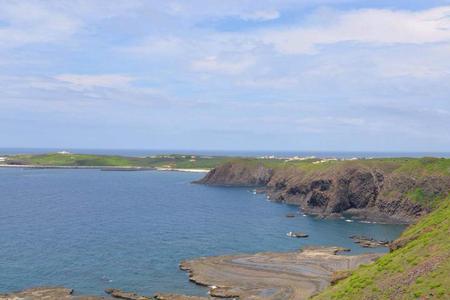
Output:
[287, 231, 308, 238]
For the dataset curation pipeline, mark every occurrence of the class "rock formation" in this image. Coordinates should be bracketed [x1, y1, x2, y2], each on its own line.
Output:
[179, 247, 381, 300]
[196, 161, 450, 223]
[0, 287, 108, 300]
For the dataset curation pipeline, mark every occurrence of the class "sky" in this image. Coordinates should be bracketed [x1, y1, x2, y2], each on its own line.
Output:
[1, 0, 450, 152]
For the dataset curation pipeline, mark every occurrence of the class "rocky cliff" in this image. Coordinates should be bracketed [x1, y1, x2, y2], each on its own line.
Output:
[195, 159, 450, 223]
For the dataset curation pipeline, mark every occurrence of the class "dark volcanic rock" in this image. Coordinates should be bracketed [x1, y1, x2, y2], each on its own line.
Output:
[197, 162, 450, 223]
[349, 235, 390, 248]
[194, 161, 273, 186]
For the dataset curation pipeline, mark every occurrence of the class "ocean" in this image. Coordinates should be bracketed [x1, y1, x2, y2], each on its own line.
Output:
[0, 167, 405, 296]
[1, 148, 449, 158]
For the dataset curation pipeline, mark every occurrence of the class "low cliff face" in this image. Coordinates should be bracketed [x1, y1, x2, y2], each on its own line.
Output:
[196, 159, 450, 223]
[196, 161, 273, 186]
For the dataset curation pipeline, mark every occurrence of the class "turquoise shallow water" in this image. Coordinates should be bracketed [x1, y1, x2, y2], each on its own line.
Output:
[0, 168, 405, 296]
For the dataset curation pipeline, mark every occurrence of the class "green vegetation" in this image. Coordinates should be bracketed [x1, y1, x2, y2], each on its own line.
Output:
[3, 153, 231, 170]
[225, 156, 450, 176]
[407, 188, 442, 210]
[2, 152, 449, 299]
[3, 153, 450, 177]
[313, 198, 450, 299]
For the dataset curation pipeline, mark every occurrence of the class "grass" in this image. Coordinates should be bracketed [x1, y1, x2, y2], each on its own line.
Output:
[3, 153, 232, 170]
[3, 152, 450, 299]
[313, 198, 450, 299]
[407, 188, 442, 210]
[4, 154, 450, 177]
[222, 157, 450, 180]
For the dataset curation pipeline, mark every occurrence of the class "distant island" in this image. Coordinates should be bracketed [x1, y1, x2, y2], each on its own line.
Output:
[1, 152, 449, 299]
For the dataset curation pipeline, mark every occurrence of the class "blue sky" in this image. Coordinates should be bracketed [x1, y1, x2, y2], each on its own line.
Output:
[1, 0, 450, 151]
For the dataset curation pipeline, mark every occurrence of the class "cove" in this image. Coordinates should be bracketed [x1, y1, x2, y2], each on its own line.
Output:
[0, 168, 405, 296]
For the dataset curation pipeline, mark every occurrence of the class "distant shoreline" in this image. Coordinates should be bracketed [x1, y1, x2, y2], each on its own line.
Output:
[0, 164, 210, 173]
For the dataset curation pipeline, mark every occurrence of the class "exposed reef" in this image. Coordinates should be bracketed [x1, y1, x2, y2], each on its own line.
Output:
[179, 246, 381, 300]
[0, 287, 108, 300]
[349, 235, 390, 248]
[0, 287, 207, 300]
[105, 288, 151, 300]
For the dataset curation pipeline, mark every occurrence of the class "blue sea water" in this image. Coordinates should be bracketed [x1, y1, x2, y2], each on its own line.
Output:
[1, 147, 449, 158]
[0, 168, 405, 297]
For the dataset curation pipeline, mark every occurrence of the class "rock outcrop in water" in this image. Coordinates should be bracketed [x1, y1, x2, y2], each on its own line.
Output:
[196, 160, 450, 223]
[179, 247, 381, 300]
[105, 288, 151, 300]
[0, 287, 206, 300]
[0, 287, 108, 300]
[349, 235, 390, 248]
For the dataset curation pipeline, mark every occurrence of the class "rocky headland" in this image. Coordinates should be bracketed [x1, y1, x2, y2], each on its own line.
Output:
[195, 158, 450, 223]
[2, 157, 448, 300]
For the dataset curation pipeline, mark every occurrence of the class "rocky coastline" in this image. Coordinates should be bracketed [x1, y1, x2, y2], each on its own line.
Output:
[179, 246, 380, 300]
[3, 159, 447, 299]
[1, 247, 380, 300]
[0, 287, 206, 300]
[195, 161, 450, 223]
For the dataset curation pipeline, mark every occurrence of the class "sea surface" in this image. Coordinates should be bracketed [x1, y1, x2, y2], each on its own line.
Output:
[0, 168, 406, 296]
[1, 147, 449, 158]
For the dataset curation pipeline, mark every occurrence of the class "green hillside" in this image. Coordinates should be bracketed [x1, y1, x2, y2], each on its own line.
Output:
[2, 153, 230, 169]
[314, 198, 450, 299]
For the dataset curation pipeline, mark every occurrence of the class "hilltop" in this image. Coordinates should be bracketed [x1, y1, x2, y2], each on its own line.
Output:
[314, 198, 450, 299]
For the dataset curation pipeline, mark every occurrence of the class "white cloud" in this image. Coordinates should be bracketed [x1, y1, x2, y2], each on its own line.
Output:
[191, 56, 254, 74]
[55, 74, 135, 89]
[259, 6, 450, 54]
[240, 10, 280, 21]
[120, 37, 183, 56]
[237, 77, 299, 89]
[0, 2, 80, 48]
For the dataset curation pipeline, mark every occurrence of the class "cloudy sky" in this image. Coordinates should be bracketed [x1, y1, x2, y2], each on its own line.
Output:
[1, 0, 450, 151]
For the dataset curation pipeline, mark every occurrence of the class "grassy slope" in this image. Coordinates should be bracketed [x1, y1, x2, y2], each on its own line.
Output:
[4, 153, 231, 169]
[314, 198, 450, 300]
[227, 157, 450, 176]
[4, 154, 450, 299]
[5, 153, 450, 173]
[5, 153, 450, 180]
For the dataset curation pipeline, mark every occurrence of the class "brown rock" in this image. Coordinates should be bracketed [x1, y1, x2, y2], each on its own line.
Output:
[0, 287, 108, 300]
[180, 246, 381, 300]
[104, 288, 151, 300]
[197, 161, 450, 223]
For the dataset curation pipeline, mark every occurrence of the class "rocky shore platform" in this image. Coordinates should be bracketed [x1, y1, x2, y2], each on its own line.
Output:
[179, 246, 381, 300]
[0, 247, 381, 300]
[0, 287, 108, 300]
[0, 287, 206, 300]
